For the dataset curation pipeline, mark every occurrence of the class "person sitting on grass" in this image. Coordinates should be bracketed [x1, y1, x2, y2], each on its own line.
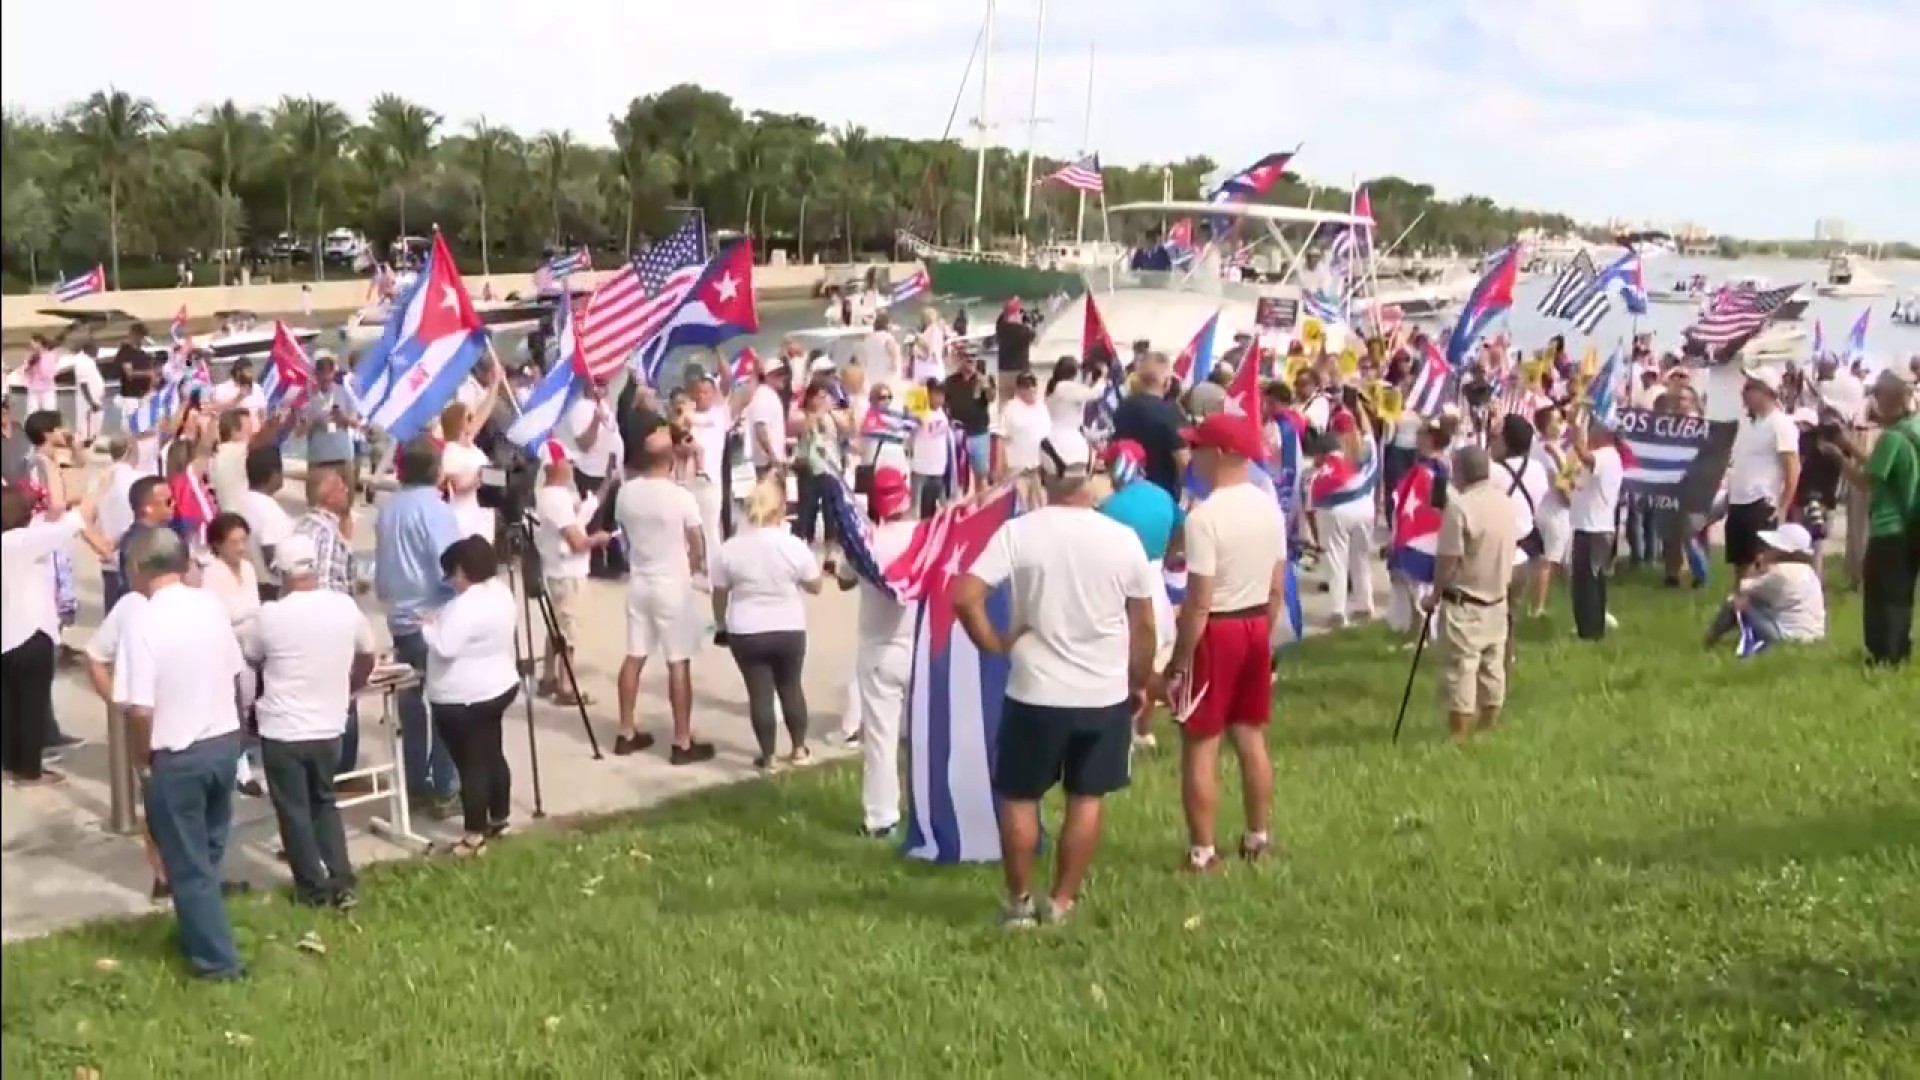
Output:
[1703, 523, 1827, 651]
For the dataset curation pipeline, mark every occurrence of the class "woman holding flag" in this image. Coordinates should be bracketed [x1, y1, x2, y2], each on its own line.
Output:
[1306, 406, 1381, 629]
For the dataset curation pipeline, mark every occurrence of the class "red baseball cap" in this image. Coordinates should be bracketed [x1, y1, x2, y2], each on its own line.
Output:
[1180, 412, 1265, 461]
[871, 465, 912, 518]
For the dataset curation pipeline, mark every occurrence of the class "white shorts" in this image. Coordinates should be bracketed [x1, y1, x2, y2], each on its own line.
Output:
[1536, 511, 1571, 565]
[1148, 559, 1176, 670]
[625, 579, 701, 663]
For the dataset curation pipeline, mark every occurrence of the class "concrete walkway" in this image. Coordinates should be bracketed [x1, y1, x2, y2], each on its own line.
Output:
[1, 482, 1393, 942]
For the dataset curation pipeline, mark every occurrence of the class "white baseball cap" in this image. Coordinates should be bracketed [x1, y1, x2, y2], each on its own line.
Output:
[273, 534, 321, 575]
[1038, 431, 1093, 480]
[1743, 366, 1782, 393]
[1756, 522, 1813, 556]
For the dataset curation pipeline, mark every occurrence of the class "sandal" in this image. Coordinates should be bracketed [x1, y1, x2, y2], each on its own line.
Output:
[787, 745, 813, 766]
[552, 689, 594, 707]
[449, 837, 488, 859]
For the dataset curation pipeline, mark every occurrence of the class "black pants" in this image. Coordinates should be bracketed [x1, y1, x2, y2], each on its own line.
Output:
[728, 630, 808, 759]
[792, 468, 837, 547]
[1625, 505, 1661, 566]
[261, 736, 354, 901]
[0, 631, 56, 779]
[1725, 499, 1776, 569]
[431, 686, 518, 834]
[575, 470, 627, 578]
[1862, 530, 1919, 667]
[1570, 531, 1612, 641]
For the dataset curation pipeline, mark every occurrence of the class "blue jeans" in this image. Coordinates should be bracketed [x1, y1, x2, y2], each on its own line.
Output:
[1708, 601, 1784, 646]
[391, 632, 458, 796]
[144, 732, 244, 978]
[964, 432, 992, 479]
[335, 701, 361, 775]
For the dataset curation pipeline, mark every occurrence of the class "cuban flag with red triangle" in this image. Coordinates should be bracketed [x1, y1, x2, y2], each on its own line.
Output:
[365, 232, 488, 441]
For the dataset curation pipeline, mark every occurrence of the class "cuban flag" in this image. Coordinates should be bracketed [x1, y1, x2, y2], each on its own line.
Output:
[126, 366, 211, 436]
[1406, 339, 1454, 417]
[365, 232, 489, 441]
[632, 240, 761, 384]
[532, 248, 591, 295]
[1846, 307, 1870, 360]
[901, 487, 1018, 864]
[260, 321, 314, 413]
[1597, 252, 1649, 316]
[1586, 348, 1625, 428]
[1308, 439, 1380, 512]
[862, 404, 919, 449]
[1206, 149, 1296, 207]
[506, 290, 585, 451]
[1301, 289, 1346, 326]
[51, 264, 105, 302]
[726, 346, 760, 389]
[1173, 310, 1221, 385]
[1445, 244, 1519, 369]
[169, 306, 189, 349]
[1390, 459, 1444, 583]
[351, 244, 438, 409]
[888, 268, 931, 307]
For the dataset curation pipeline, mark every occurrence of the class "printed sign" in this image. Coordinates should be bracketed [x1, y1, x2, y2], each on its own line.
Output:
[1610, 408, 1734, 515]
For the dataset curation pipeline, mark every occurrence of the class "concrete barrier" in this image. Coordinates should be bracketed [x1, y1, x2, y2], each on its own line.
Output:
[2, 261, 921, 331]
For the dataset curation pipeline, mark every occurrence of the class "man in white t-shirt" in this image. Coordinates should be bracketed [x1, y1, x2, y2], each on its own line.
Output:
[1566, 415, 1625, 641]
[236, 447, 295, 600]
[69, 345, 108, 446]
[560, 379, 625, 579]
[1724, 369, 1800, 575]
[1167, 412, 1288, 871]
[532, 440, 612, 705]
[1490, 413, 1554, 570]
[909, 382, 952, 517]
[953, 432, 1158, 928]
[744, 354, 791, 479]
[994, 371, 1050, 477]
[842, 465, 919, 836]
[613, 432, 716, 765]
[249, 535, 376, 908]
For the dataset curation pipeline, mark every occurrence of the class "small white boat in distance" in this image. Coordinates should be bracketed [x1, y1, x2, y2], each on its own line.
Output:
[1815, 254, 1894, 299]
[1647, 273, 1710, 305]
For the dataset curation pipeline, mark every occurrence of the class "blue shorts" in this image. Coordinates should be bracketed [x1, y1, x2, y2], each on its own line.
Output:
[965, 432, 992, 478]
[993, 698, 1132, 800]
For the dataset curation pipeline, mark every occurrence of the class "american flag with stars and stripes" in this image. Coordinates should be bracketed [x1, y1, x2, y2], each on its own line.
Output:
[575, 218, 708, 382]
[1038, 155, 1104, 194]
[1685, 282, 1801, 348]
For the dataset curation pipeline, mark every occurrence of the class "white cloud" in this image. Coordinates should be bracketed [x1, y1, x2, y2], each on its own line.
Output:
[2, 0, 1912, 239]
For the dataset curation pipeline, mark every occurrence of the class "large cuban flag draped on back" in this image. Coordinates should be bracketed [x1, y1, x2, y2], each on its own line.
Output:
[366, 232, 489, 441]
[902, 488, 1019, 864]
[632, 240, 762, 385]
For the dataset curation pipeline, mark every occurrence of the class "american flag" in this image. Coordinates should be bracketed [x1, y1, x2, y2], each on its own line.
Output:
[1038, 155, 1104, 194]
[575, 218, 708, 382]
[1536, 251, 1597, 319]
[532, 247, 592, 294]
[1684, 283, 1801, 348]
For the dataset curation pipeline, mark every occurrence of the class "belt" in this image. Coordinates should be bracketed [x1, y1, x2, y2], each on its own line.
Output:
[1208, 605, 1267, 620]
[1442, 589, 1504, 608]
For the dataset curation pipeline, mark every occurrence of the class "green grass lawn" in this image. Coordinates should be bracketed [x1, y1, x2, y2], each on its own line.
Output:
[5, 569, 1916, 1079]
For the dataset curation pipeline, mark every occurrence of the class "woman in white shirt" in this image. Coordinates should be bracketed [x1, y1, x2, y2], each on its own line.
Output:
[1525, 405, 1573, 617]
[438, 400, 495, 542]
[201, 513, 263, 653]
[1704, 523, 1826, 649]
[712, 480, 823, 771]
[2, 487, 86, 784]
[423, 535, 522, 856]
[995, 371, 1051, 478]
[1044, 357, 1102, 437]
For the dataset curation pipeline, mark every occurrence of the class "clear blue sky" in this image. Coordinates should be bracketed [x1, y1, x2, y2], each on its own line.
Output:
[4, 0, 1914, 241]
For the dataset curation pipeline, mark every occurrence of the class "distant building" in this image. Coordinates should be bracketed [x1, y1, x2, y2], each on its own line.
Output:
[1814, 218, 1851, 243]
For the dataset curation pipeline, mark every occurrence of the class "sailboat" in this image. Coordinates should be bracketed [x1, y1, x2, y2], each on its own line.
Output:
[902, 0, 1120, 303]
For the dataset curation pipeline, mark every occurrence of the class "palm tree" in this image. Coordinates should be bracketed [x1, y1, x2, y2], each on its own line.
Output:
[833, 125, 873, 260]
[790, 142, 830, 263]
[463, 119, 514, 274]
[534, 130, 576, 243]
[197, 99, 257, 284]
[71, 88, 161, 288]
[366, 94, 441, 238]
[289, 96, 350, 279]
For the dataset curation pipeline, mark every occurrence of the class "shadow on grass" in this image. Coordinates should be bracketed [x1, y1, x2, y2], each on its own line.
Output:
[1570, 803, 1920, 871]
[1631, 954, 1920, 1037]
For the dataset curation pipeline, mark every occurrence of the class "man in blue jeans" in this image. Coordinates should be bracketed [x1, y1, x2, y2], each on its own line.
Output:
[373, 437, 464, 817]
[116, 527, 251, 979]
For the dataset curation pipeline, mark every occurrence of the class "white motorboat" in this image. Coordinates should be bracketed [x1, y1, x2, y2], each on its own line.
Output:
[1719, 274, 1812, 321]
[1815, 254, 1893, 298]
[1647, 273, 1710, 305]
[338, 294, 564, 348]
[1033, 200, 1374, 362]
[7, 308, 320, 391]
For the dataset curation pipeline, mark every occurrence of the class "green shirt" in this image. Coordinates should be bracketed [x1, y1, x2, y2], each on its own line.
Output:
[1864, 416, 1920, 537]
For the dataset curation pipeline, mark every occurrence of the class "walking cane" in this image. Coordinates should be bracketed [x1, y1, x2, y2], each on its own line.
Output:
[1391, 611, 1434, 745]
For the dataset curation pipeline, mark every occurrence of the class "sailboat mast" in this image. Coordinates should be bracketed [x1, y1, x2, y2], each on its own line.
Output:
[1074, 39, 1095, 245]
[970, 0, 997, 253]
[1018, 0, 1047, 256]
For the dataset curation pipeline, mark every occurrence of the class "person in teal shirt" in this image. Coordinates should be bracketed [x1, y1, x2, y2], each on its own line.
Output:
[1099, 439, 1181, 560]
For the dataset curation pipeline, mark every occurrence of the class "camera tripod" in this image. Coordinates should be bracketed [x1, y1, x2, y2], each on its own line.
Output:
[497, 515, 605, 820]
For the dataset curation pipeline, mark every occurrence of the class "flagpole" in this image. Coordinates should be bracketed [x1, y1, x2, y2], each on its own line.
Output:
[1074, 39, 1095, 246]
[970, 0, 996, 253]
[1017, 0, 1047, 259]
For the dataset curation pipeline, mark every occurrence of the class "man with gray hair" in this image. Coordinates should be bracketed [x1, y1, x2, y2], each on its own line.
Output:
[114, 525, 253, 979]
[1422, 444, 1520, 740]
[953, 431, 1159, 928]
[1112, 351, 1189, 499]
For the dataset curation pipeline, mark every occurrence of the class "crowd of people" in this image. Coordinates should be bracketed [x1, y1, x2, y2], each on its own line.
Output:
[3, 286, 1918, 968]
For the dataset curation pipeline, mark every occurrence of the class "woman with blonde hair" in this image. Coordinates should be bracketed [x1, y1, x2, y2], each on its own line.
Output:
[711, 479, 823, 771]
[439, 400, 493, 541]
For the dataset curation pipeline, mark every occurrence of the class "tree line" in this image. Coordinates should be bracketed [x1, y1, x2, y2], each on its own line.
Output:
[6, 82, 1654, 294]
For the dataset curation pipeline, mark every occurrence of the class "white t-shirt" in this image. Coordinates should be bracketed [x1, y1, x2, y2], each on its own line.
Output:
[1727, 409, 1799, 507]
[252, 589, 376, 742]
[857, 519, 918, 644]
[442, 440, 494, 541]
[0, 512, 80, 652]
[1389, 412, 1424, 449]
[70, 350, 107, 405]
[687, 403, 731, 480]
[236, 489, 295, 585]
[1046, 381, 1099, 434]
[1185, 482, 1286, 611]
[1494, 454, 1554, 544]
[1569, 445, 1624, 533]
[744, 385, 788, 469]
[564, 397, 623, 479]
[615, 476, 703, 585]
[1746, 562, 1826, 641]
[201, 557, 262, 654]
[915, 325, 948, 384]
[96, 463, 146, 553]
[88, 593, 147, 669]
[422, 578, 520, 704]
[534, 484, 595, 580]
[1816, 372, 1866, 426]
[114, 582, 247, 752]
[996, 396, 1051, 473]
[967, 505, 1158, 709]
[712, 526, 820, 635]
[910, 410, 952, 477]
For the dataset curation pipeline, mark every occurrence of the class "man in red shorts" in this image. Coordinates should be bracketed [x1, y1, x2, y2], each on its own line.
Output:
[1166, 412, 1288, 871]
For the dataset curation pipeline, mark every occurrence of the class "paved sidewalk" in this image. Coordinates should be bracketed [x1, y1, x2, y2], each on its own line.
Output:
[1, 480, 1394, 942]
